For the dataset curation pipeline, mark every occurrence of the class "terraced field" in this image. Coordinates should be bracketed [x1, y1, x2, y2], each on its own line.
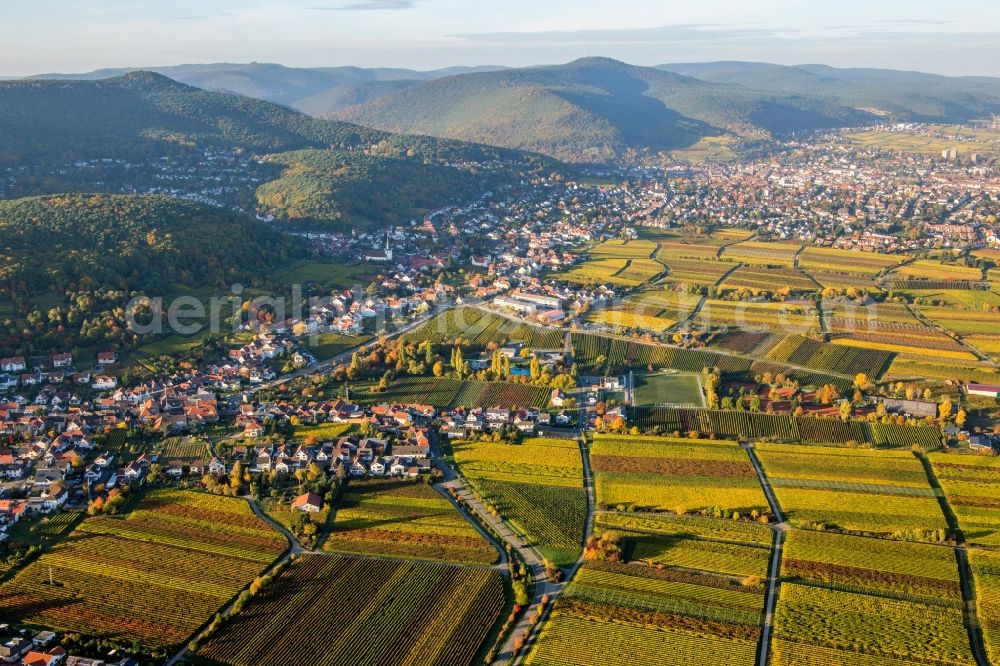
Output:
[198, 555, 504, 666]
[0, 490, 287, 649]
[453, 437, 586, 567]
[324, 479, 498, 565]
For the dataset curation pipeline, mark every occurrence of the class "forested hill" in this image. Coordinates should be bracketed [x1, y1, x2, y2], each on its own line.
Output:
[334, 57, 875, 163]
[0, 71, 545, 168]
[0, 73, 557, 229]
[657, 62, 1000, 121]
[0, 194, 304, 295]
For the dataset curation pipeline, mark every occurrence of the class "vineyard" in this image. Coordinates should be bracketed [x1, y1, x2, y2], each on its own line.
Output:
[362, 377, 552, 410]
[591, 434, 769, 516]
[755, 444, 948, 538]
[658, 257, 736, 287]
[160, 437, 209, 464]
[528, 559, 765, 666]
[928, 453, 1000, 547]
[890, 259, 984, 282]
[453, 438, 586, 567]
[695, 299, 820, 335]
[720, 240, 802, 266]
[323, 479, 498, 565]
[773, 529, 973, 666]
[970, 550, 1000, 665]
[404, 307, 563, 348]
[761, 334, 894, 379]
[718, 265, 820, 295]
[632, 407, 941, 449]
[572, 332, 753, 374]
[502, 350, 799, 665]
[0, 490, 287, 649]
[799, 246, 904, 276]
[198, 555, 504, 666]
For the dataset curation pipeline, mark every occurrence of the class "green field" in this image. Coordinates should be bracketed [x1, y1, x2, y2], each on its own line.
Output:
[632, 372, 705, 408]
[272, 260, 377, 289]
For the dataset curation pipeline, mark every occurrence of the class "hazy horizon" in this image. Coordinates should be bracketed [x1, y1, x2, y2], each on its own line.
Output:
[2, 0, 999, 78]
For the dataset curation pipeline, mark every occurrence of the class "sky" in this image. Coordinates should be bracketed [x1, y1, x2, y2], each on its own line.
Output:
[2, 0, 999, 77]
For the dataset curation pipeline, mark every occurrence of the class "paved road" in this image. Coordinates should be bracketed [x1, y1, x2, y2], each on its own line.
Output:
[742, 442, 787, 666]
[246, 314, 433, 395]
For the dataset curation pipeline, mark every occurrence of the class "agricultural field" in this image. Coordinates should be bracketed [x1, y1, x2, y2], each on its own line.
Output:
[659, 256, 737, 287]
[305, 332, 369, 360]
[529, 499, 770, 665]
[755, 443, 947, 538]
[773, 528, 973, 666]
[970, 550, 1000, 666]
[807, 270, 881, 291]
[720, 240, 802, 267]
[591, 434, 769, 516]
[846, 127, 999, 156]
[272, 259, 377, 290]
[886, 356, 1000, 384]
[928, 453, 1000, 547]
[572, 332, 754, 375]
[631, 407, 940, 448]
[453, 438, 586, 567]
[718, 265, 819, 295]
[323, 479, 498, 565]
[198, 555, 504, 666]
[0, 490, 287, 649]
[825, 302, 976, 361]
[291, 421, 355, 442]
[695, 299, 820, 335]
[404, 307, 563, 349]
[587, 290, 700, 332]
[799, 246, 905, 276]
[890, 259, 984, 283]
[668, 134, 738, 164]
[762, 334, 894, 379]
[588, 239, 659, 259]
[555, 257, 662, 287]
[654, 241, 722, 261]
[160, 437, 209, 464]
[363, 376, 551, 410]
[631, 372, 705, 408]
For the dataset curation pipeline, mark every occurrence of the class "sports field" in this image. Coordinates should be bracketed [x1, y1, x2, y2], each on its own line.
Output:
[632, 372, 705, 407]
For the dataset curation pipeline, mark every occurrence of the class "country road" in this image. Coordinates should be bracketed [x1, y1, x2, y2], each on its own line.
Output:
[742, 442, 787, 666]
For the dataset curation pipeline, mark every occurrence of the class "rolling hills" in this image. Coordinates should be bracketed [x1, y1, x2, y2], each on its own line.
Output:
[0, 72, 555, 227]
[332, 57, 876, 162]
[28, 61, 506, 111]
[658, 62, 1000, 120]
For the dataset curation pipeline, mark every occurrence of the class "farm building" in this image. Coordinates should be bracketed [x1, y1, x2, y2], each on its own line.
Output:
[969, 435, 999, 452]
[967, 383, 1000, 398]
